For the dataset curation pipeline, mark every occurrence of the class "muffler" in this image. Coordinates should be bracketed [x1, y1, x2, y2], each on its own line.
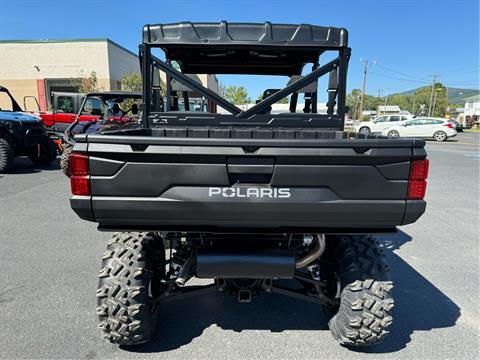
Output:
[196, 249, 295, 279]
[196, 234, 326, 279]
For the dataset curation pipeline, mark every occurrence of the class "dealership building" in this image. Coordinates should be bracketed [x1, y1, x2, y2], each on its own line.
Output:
[0, 38, 218, 111]
[0, 39, 141, 111]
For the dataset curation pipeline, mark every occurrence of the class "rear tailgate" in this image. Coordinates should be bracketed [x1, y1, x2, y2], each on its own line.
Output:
[71, 131, 426, 233]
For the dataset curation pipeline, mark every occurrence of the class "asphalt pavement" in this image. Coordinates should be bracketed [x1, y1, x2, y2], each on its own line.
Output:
[0, 132, 479, 359]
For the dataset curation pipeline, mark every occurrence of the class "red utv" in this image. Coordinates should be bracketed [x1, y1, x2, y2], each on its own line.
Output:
[60, 91, 142, 176]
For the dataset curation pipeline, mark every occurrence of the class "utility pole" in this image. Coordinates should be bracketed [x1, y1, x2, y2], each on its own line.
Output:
[411, 93, 416, 115]
[445, 86, 449, 117]
[358, 59, 368, 120]
[428, 74, 437, 116]
[432, 91, 438, 116]
[375, 89, 381, 115]
[353, 92, 360, 122]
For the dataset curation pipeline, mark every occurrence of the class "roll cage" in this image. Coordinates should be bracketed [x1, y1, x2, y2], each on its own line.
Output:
[139, 22, 351, 129]
[0, 85, 23, 112]
[65, 92, 142, 140]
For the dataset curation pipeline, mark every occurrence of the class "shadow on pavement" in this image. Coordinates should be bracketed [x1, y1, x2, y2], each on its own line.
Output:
[355, 230, 460, 353]
[2, 156, 60, 174]
[125, 230, 460, 354]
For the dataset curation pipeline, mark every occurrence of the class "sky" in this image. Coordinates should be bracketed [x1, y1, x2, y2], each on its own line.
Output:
[0, 0, 478, 101]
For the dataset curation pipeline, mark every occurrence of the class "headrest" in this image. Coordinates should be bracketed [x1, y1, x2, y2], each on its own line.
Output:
[171, 74, 202, 92]
[287, 75, 317, 93]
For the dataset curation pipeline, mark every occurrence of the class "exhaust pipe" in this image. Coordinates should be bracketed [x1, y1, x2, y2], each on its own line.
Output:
[175, 256, 193, 287]
[295, 234, 326, 269]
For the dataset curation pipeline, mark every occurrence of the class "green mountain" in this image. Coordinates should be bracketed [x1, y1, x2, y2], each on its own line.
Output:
[390, 87, 479, 104]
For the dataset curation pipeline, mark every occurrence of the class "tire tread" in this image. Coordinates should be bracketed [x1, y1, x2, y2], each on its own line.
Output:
[96, 232, 164, 346]
[328, 235, 394, 347]
[60, 144, 72, 177]
[0, 138, 14, 172]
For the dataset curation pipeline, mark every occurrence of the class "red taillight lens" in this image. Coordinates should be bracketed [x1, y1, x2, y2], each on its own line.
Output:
[407, 179, 427, 199]
[443, 123, 454, 129]
[71, 176, 91, 195]
[408, 159, 429, 199]
[410, 159, 429, 179]
[70, 153, 89, 176]
[70, 153, 90, 195]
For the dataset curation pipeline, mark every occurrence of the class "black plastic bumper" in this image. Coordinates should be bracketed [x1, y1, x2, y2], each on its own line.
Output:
[71, 194, 425, 233]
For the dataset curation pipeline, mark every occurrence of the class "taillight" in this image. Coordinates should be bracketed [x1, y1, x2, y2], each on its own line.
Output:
[410, 158, 429, 179]
[71, 176, 91, 195]
[70, 153, 90, 195]
[407, 159, 429, 199]
[443, 122, 454, 129]
[70, 153, 89, 175]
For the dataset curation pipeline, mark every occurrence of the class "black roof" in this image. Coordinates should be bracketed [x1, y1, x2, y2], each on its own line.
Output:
[142, 22, 348, 75]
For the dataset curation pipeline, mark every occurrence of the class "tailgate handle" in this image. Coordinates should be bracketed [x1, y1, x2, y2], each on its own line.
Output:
[227, 157, 274, 175]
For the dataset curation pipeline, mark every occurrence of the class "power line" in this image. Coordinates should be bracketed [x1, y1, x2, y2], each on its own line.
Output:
[370, 72, 479, 87]
[373, 63, 430, 81]
[372, 61, 479, 87]
[442, 70, 480, 79]
[439, 65, 480, 76]
[442, 81, 480, 86]
[368, 71, 431, 84]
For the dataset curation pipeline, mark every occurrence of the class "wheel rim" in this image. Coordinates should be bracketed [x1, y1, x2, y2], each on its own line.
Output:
[435, 132, 446, 141]
[359, 127, 369, 134]
[389, 131, 399, 137]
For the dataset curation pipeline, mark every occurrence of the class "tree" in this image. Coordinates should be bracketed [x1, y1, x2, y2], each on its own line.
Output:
[347, 83, 449, 118]
[219, 84, 251, 104]
[120, 72, 142, 92]
[218, 83, 226, 98]
[117, 72, 144, 111]
[414, 83, 447, 117]
[70, 70, 98, 93]
[120, 71, 167, 97]
[347, 88, 381, 119]
[256, 93, 289, 103]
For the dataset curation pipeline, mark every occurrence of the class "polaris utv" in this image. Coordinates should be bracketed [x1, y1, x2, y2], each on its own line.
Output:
[0, 85, 57, 172]
[60, 91, 142, 177]
[69, 22, 429, 347]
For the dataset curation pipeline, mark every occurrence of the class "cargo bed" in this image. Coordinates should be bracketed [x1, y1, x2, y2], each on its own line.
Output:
[70, 129, 426, 233]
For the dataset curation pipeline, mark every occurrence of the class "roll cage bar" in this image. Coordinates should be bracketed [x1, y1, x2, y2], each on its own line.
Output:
[139, 22, 351, 129]
[0, 85, 23, 112]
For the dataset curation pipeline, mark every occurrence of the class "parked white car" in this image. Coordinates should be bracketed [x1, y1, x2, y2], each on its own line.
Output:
[382, 117, 457, 141]
[354, 114, 413, 134]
